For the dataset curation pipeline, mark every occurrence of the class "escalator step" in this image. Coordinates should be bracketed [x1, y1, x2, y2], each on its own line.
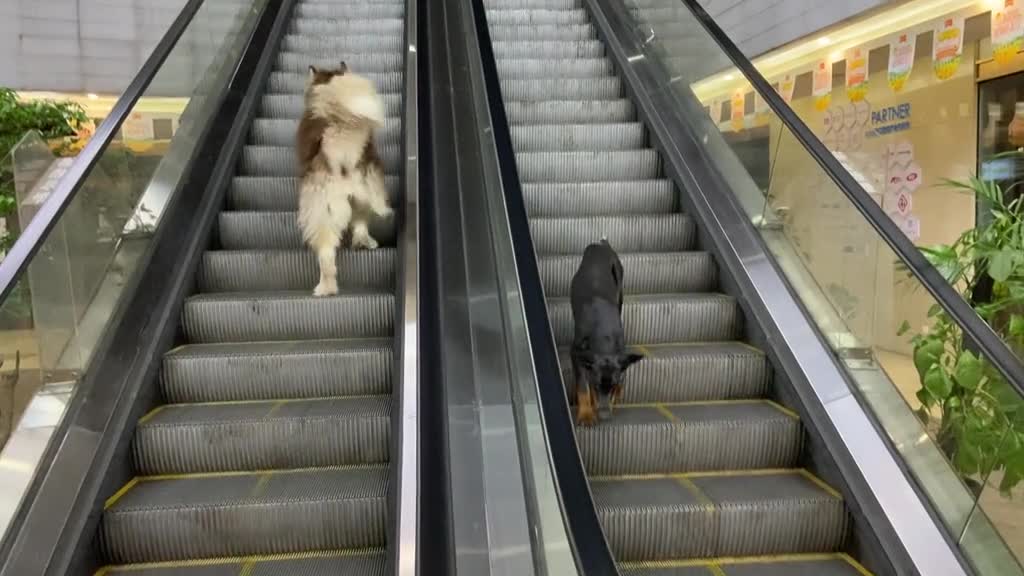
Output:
[511, 123, 645, 152]
[498, 57, 613, 79]
[267, 71, 404, 94]
[101, 467, 387, 564]
[103, 550, 387, 575]
[198, 249, 396, 292]
[218, 211, 396, 250]
[493, 40, 604, 59]
[229, 176, 400, 211]
[276, 52, 404, 73]
[530, 214, 695, 254]
[593, 471, 846, 561]
[485, 8, 589, 25]
[547, 293, 740, 345]
[289, 17, 404, 36]
[485, 0, 582, 8]
[620, 556, 870, 576]
[240, 144, 402, 176]
[524, 180, 675, 217]
[539, 252, 716, 296]
[295, 2, 404, 18]
[249, 117, 401, 147]
[182, 291, 394, 343]
[133, 396, 391, 474]
[578, 400, 800, 475]
[489, 23, 595, 41]
[260, 93, 403, 118]
[163, 339, 392, 403]
[557, 342, 770, 403]
[283, 33, 404, 54]
[506, 99, 635, 125]
[501, 77, 622, 101]
[516, 150, 660, 182]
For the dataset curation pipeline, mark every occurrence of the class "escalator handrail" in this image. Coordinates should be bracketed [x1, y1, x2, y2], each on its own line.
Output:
[676, 0, 1024, 394]
[466, 0, 621, 573]
[0, 0, 206, 305]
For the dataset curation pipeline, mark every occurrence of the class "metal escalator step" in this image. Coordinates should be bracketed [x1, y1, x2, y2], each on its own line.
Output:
[547, 293, 740, 345]
[103, 550, 387, 575]
[507, 99, 635, 125]
[101, 466, 387, 564]
[295, 2, 405, 18]
[260, 93, 403, 118]
[593, 471, 846, 561]
[198, 249, 396, 292]
[557, 342, 769, 403]
[578, 401, 800, 475]
[501, 77, 622, 101]
[485, 0, 582, 8]
[163, 339, 392, 403]
[497, 57, 613, 79]
[540, 252, 715, 296]
[249, 117, 401, 147]
[283, 33, 403, 54]
[516, 150, 660, 182]
[289, 17, 404, 36]
[485, 8, 589, 25]
[511, 123, 645, 152]
[240, 144, 401, 176]
[268, 71, 403, 94]
[276, 52, 404, 74]
[524, 180, 675, 217]
[183, 291, 394, 343]
[493, 40, 604, 59]
[488, 23, 595, 41]
[134, 397, 390, 474]
[218, 211, 397, 250]
[530, 214, 695, 254]
[229, 176, 400, 211]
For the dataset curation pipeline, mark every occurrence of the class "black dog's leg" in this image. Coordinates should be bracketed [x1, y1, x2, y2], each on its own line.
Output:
[572, 351, 597, 426]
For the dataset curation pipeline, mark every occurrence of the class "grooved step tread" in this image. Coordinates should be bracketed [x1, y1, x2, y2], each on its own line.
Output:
[506, 99, 635, 125]
[260, 93, 403, 118]
[531, 213, 696, 254]
[218, 211, 397, 250]
[593, 470, 847, 562]
[198, 249, 396, 293]
[101, 550, 386, 575]
[268, 71, 403, 94]
[540, 251, 715, 296]
[619, 554, 869, 576]
[524, 179, 675, 217]
[229, 176, 400, 211]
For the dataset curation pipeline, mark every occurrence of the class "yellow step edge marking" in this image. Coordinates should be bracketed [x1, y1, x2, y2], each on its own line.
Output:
[764, 399, 800, 420]
[148, 394, 384, 409]
[654, 404, 679, 423]
[675, 477, 715, 514]
[136, 405, 166, 425]
[620, 552, 864, 569]
[103, 477, 140, 510]
[249, 473, 272, 499]
[96, 547, 385, 573]
[707, 565, 727, 576]
[590, 467, 843, 498]
[839, 552, 876, 576]
[633, 344, 652, 357]
[138, 463, 386, 482]
[263, 399, 288, 419]
[619, 399, 795, 412]
[237, 558, 256, 576]
[797, 469, 844, 500]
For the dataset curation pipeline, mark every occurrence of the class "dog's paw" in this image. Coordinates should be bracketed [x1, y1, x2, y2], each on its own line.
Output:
[313, 281, 338, 297]
[576, 404, 598, 426]
[375, 204, 394, 219]
[352, 234, 379, 250]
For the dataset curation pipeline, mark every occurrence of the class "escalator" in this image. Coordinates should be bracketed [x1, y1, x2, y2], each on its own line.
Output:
[95, 0, 407, 572]
[480, 0, 869, 573]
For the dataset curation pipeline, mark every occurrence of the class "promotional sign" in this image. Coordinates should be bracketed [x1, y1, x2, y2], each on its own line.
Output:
[779, 73, 795, 103]
[933, 16, 965, 80]
[731, 89, 746, 131]
[709, 99, 722, 124]
[884, 141, 922, 241]
[812, 59, 832, 111]
[845, 47, 869, 102]
[888, 33, 916, 92]
[993, 0, 1024, 65]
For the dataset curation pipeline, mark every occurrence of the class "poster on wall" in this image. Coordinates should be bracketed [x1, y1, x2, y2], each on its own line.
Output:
[888, 33, 916, 92]
[709, 99, 722, 125]
[884, 141, 923, 241]
[812, 59, 832, 111]
[992, 0, 1024, 65]
[932, 16, 965, 80]
[846, 47, 869, 102]
[731, 89, 746, 131]
[779, 73, 796, 103]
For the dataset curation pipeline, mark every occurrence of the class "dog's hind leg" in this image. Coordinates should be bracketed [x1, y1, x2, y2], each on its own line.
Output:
[310, 229, 342, 296]
[572, 356, 597, 426]
[350, 219, 379, 250]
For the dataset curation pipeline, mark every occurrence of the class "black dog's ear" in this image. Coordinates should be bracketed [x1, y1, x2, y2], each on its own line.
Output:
[619, 352, 645, 371]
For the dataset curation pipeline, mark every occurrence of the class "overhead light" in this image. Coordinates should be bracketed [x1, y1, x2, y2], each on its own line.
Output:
[724, 73, 734, 80]
[817, 37, 832, 47]
[86, 93, 99, 100]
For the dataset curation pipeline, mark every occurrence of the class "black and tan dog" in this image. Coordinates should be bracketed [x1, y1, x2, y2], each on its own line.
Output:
[570, 239, 644, 425]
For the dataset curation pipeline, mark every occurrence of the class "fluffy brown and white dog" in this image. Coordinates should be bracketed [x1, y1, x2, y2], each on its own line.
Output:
[296, 62, 391, 296]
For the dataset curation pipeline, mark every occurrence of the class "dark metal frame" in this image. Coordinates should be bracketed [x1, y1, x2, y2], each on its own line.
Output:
[680, 0, 1024, 393]
[0, 0, 294, 573]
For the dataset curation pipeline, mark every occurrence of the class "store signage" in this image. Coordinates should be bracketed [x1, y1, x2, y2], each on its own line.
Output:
[869, 102, 912, 137]
[813, 59, 832, 111]
[846, 47, 869, 102]
[933, 16, 965, 80]
[993, 0, 1024, 65]
[888, 33, 915, 92]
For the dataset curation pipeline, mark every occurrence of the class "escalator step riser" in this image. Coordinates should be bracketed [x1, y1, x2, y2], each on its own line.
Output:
[134, 403, 390, 474]
[577, 411, 801, 475]
[511, 123, 645, 152]
[295, 3, 405, 18]
[276, 52, 404, 74]
[501, 78, 623, 101]
[540, 252, 715, 296]
[183, 293, 395, 343]
[485, 0, 582, 8]
[268, 71, 404, 94]
[260, 93, 403, 119]
[517, 150, 659, 182]
[249, 118, 401, 147]
[524, 180, 675, 217]
[489, 23, 595, 41]
[283, 34, 404, 54]
[198, 249, 396, 293]
[101, 468, 388, 564]
[102, 554, 389, 575]
[530, 214, 695, 254]
[230, 176, 400, 211]
[163, 341, 393, 403]
[557, 345, 770, 403]
[218, 212, 396, 250]
[240, 145, 402, 176]
[486, 8, 589, 25]
[507, 100, 635, 125]
[497, 58, 613, 79]
[493, 40, 604, 59]
[547, 295, 739, 345]
[289, 18, 404, 35]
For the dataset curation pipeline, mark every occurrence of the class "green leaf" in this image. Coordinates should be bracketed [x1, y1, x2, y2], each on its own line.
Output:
[917, 388, 936, 410]
[1011, 316, 1024, 338]
[954, 442, 981, 475]
[954, 351, 984, 391]
[924, 365, 954, 401]
[989, 248, 1018, 283]
[999, 468, 1022, 494]
[897, 320, 912, 337]
[914, 338, 944, 379]
[927, 304, 943, 318]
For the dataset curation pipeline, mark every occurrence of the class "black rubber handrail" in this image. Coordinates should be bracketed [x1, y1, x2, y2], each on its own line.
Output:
[0, 0, 206, 304]
[466, 0, 620, 574]
[678, 0, 1024, 393]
